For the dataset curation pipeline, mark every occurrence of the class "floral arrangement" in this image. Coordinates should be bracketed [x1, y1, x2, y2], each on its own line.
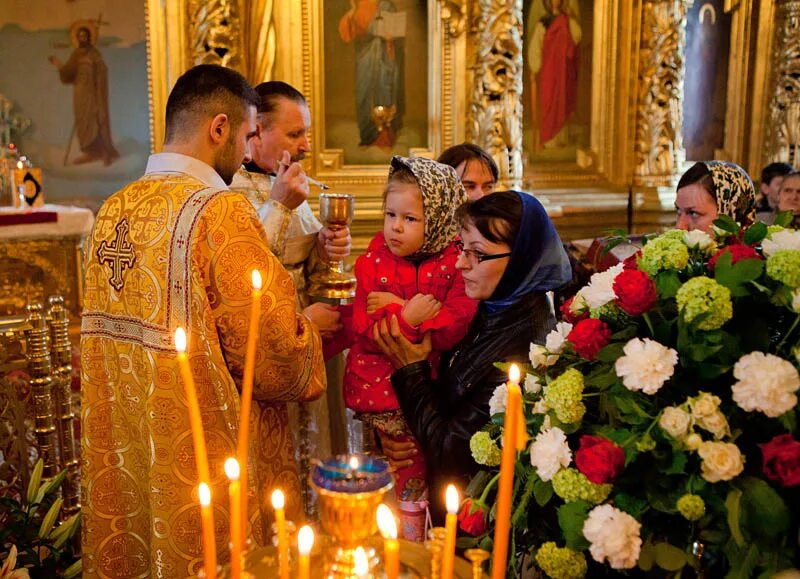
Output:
[460, 216, 800, 578]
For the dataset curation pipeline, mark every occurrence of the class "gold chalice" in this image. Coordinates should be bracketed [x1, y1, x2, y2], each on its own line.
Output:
[308, 193, 357, 303]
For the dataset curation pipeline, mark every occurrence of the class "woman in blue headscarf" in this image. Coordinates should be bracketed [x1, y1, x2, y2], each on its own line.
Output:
[373, 190, 572, 520]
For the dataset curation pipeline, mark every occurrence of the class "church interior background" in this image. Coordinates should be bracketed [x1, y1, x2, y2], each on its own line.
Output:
[0, 0, 799, 576]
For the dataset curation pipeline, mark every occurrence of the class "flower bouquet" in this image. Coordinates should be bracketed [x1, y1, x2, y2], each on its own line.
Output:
[462, 215, 800, 578]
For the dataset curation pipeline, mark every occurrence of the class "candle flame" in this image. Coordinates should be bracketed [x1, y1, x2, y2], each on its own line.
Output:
[297, 525, 314, 556]
[271, 489, 285, 510]
[224, 457, 240, 481]
[16, 161, 23, 170]
[251, 269, 262, 291]
[376, 504, 398, 540]
[353, 546, 368, 576]
[174, 327, 187, 353]
[349, 456, 359, 470]
[446, 484, 460, 514]
[509, 363, 520, 384]
[198, 482, 211, 507]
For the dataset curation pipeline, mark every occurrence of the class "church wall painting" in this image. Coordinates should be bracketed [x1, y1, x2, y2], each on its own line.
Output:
[0, 2, 150, 209]
[322, 0, 430, 166]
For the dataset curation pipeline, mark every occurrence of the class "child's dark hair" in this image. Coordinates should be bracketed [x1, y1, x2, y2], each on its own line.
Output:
[455, 190, 522, 247]
[382, 165, 418, 201]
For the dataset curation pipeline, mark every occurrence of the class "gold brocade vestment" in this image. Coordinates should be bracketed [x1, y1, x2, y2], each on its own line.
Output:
[80, 170, 325, 578]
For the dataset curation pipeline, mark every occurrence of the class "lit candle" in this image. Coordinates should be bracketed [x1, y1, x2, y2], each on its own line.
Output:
[349, 455, 360, 479]
[442, 485, 459, 579]
[376, 504, 399, 579]
[353, 546, 369, 579]
[236, 269, 262, 541]
[297, 525, 314, 579]
[174, 328, 211, 486]
[271, 489, 289, 579]
[224, 458, 242, 579]
[198, 482, 217, 579]
[491, 364, 524, 579]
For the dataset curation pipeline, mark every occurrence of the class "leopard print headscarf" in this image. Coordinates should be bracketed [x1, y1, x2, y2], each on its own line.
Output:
[388, 156, 468, 257]
[703, 161, 756, 226]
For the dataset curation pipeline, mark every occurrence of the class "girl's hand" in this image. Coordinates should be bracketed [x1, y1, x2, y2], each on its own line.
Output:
[366, 291, 405, 314]
[401, 294, 441, 327]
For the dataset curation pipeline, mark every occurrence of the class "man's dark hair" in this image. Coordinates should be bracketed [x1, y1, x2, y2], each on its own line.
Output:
[761, 162, 795, 186]
[164, 64, 259, 143]
[677, 162, 715, 197]
[437, 143, 499, 183]
[455, 190, 522, 247]
[254, 81, 307, 126]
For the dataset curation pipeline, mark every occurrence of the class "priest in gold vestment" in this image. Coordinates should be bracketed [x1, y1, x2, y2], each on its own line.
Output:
[80, 65, 326, 578]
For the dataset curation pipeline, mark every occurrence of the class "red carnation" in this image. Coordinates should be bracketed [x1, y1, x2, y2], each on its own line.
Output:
[622, 250, 642, 270]
[457, 498, 488, 536]
[575, 435, 625, 484]
[613, 269, 657, 316]
[761, 434, 800, 487]
[708, 244, 760, 271]
[567, 318, 611, 361]
[560, 295, 589, 324]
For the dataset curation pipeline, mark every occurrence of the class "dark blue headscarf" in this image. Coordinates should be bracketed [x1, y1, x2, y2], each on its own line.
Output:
[483, 191, 572, 312]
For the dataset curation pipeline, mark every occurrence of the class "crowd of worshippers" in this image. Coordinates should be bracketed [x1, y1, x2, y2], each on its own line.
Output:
[78, 64, 800, 574]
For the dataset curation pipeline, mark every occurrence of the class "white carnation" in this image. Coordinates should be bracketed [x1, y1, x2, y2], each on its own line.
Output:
[524, 373, 542, 394]
[659, 406, 691, 439]
[731, 351, 800, 417]
[683, 229, 717, 253]
[529, 427, 572, 481]
[530, 343, 558, 368]
[697, 441, 744, 483]
[583, 504, 642, 569]
[762, 228, 800, 257]
[582, 263, 625, 309]
[614, 338, 678, 395]
[489, 383, 508, 416]
[545, 322, 573, 354]
[533, 399, 549, 414]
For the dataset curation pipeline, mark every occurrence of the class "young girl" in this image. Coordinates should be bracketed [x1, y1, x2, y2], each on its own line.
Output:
[344, 156, 478, 539]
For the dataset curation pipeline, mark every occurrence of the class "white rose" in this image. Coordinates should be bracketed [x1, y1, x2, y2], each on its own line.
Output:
[488, 383, 508, 416]
[697, 441, 744, 483]
[530, 343, 558, 368]
[570, 290, 589, 315]
[582, 263, 625, 309]
[529, 427, 572, 482]
[545, 322, 573, 354]
[533, 399, 549, 414]
[731, 351, 800, 418]
[689, 392, 721, 418]
[583, 504, 642, 569]
[762, 228, 800, 257]
[614, 338, 678, 395]
[683, 230, 717, 253]
[659, 406, 691, 439]
[524, 373, 542, 394]
[695, 410, 730, 440]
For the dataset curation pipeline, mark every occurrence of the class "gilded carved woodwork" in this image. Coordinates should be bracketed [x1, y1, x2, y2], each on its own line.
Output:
[766, 0, 800, 166]
[467, 0, 524, 190]
[634, 0, 688, 187]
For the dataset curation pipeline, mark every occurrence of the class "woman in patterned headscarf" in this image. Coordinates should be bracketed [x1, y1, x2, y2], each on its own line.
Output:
[675, 161, 756, 232]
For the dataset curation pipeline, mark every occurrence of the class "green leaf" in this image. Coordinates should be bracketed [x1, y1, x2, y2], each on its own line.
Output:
[40, 469, 67, 498]
[725, 489, 745, 547]
[26, 459, 43, 505]
[653, 542, 688, 571]
[63, 558, 83, 579]
[596, 342, 626, 363]
[743, 221, 768, 245]
[655, 270, 682, 299]
[773, 210, 794, 228]
[723, 542, 760, 579]
[533, 478, 554, 507]
[739, 477, 790, 540]
[662, 451, 688, 475]
[614, 492, 648, 519]
[713, 214, 739, 234]
[714, 251, 764, 297]
[777, 410, 797, 433]
[638, 541, 656, 571]
[557, 501, 591, 551]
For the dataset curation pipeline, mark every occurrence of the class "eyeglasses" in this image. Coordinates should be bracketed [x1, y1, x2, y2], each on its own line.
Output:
[454, 239, 512, 264]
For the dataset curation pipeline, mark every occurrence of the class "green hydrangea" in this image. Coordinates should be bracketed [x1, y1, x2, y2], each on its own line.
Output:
[552, 468, 612, 504]
[545, 369, 586, 424]
[469, 431, 501, 466]
[636, 433, 656, 452]
[676, 494, 706, 521]
[766, 250, 800, 288]
[661, 229, 687, 241]
[675, 276, 733, 330]
[535, 542, 588, 579]
[590, 302, 630, 325]
[639, 234, 690, 276]
[766, 225, 785, 237]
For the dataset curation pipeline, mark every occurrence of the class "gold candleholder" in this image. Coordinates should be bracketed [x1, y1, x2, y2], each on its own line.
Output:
[464, 549, 490, 579]
[308, 193, 356, 303]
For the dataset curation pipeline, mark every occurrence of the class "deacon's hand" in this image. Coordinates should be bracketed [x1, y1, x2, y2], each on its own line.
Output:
[372, 315, 432, 369]
[302, 302, 342, 338]
[317, 226, 351, 262]
[271, 150, 309, 210]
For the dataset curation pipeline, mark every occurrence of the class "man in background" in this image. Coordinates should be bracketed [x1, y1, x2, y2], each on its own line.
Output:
[778, 171, 800, 229]
[756, 162, 794, 224]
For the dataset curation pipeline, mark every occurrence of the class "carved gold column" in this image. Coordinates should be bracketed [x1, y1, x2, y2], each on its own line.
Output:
[48, 296, 80, 516]
[24, 303, 60, 482]
[188, 0, 243, 69]
[634, 0, 689, 188]
[467, 0, 524, 190]
[765, 0, 800, 166]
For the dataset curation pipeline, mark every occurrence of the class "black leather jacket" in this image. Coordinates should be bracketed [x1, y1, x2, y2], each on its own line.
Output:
[391, 292, 555, 520]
